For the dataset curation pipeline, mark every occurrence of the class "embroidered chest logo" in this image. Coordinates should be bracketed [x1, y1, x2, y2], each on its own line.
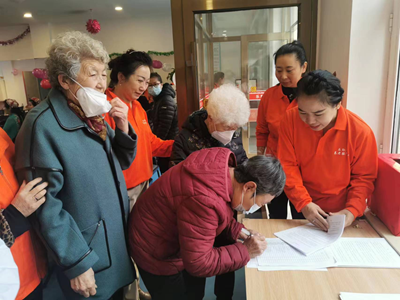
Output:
[142, 119, 147, 125]
[334, 148, 348, 156]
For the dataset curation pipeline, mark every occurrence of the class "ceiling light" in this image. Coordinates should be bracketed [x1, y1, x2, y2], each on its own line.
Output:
[23, 12, 32, 18]
[115, 6, 123, 11]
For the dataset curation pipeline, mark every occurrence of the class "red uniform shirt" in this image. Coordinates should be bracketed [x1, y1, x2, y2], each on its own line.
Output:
[278, 106, 378, 218]
[256, 85, 298, 156]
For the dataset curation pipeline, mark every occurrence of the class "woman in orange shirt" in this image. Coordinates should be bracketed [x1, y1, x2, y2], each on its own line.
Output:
[256, 41, 307, 219]
[105, 50, 174, 213]
[278, 70, 378, 230]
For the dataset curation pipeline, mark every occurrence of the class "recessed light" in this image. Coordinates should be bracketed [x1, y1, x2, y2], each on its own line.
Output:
[23, 12, 32, 18]
[115, 6, 123, 11]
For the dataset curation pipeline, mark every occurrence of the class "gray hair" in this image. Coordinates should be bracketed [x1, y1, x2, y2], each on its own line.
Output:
[46, 31, 110, 89]
[206, 84, 250, 127]
[234, 156, 286, 197]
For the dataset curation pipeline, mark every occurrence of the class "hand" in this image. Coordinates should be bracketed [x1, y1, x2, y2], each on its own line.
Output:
[243, 235, 267, 258]
[12, 177, 48, 217]
[301, 203, 329, 232]
[329, 209, 355, 227]
[257, 147, 266, 156]
[238, 228, 265, 241]
[70, 268, 97, 298]
[109, 97, 129, 134]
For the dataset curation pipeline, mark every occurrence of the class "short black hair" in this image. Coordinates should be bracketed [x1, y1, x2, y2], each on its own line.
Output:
[214, 72, 224, 83]
[274, 40, 307, 66]
[150, 72, 162, 84]
[297, 70, 344, 106]
[234, 155, 286, 197]
[109, 49, 153, 84]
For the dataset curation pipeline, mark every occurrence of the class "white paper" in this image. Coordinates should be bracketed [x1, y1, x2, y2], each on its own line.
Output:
[256, 238, 336, 268]
[258, 266, 328, 272]
[340, 292, 400, 300]
[274, 215, 345, 256]
[0, 239, 20, 300]
[328, 238, 400, 268]
[246, 258, 259, 268]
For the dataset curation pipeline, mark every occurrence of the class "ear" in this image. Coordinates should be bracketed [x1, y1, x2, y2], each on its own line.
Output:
[301, 61, 308, 74]
[58, 74, 70, 90]
[117, 72, 126, 84]
[336, 102, 342, 110]
[244, 181, 257, 193]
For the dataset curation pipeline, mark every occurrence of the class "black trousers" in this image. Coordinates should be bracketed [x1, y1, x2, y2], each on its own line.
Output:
[24, 283, 43, 300]
[268, 191, 304, 219]
[139, 229, 235, 300]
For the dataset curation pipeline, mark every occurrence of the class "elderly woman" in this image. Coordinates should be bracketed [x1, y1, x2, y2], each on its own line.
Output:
[170, 84, 249, 167]
[15, 31, 137, 299]
[129, 147, 285, 300]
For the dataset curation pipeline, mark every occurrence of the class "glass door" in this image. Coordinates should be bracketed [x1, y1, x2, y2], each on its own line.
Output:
[193, 7, 298, 156]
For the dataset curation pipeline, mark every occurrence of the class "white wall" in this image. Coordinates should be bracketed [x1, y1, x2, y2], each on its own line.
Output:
[317, 0, 352, 106]
[346, 0, 393, 149]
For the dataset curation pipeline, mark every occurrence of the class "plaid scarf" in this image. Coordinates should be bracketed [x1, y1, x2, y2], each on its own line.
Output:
[68, 100, 107, 141]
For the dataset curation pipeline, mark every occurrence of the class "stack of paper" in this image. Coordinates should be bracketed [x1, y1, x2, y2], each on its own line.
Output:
[340, 292, 400, 300]
[274, 215, 345, 255]
[328, 238, 400, 268]
[247, 238, 334, 271]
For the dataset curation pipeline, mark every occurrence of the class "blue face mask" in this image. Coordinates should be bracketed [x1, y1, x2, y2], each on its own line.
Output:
[148, 85, 162, 97]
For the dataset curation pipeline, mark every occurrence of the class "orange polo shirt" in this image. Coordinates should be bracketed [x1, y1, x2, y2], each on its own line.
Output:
[256, 84, 298, 156]
[278, 106, 378, 218]
[0, 128, 46, 299]
[104, 89, 174, 189]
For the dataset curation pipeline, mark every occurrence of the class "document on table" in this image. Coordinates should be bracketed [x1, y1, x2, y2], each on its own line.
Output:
[340, 292, 400, 300]
[256, 238, 336, 268]
[274, 214, 345, 256]
[327, 238, 400, 268]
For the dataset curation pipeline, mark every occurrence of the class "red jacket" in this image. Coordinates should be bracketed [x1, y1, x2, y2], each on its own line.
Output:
[129, 148, 249, 277]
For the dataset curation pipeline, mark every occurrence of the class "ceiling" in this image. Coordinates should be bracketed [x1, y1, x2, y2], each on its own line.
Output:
[0, 0, 171, 26]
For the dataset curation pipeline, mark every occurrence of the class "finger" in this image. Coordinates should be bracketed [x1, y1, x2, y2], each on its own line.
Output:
[81, 290, 90, 298]
[34, 189, 47, 200]
[317, 208, 329, 218]
[315, 216, 329, 231]
[29, 182, 49, 196]
[313, 219, 327, 231]
[33, 196, 46, 209]
[24, 177, 43, 191]
[88, 287, 97, 296]
[111, 112, 127, 120]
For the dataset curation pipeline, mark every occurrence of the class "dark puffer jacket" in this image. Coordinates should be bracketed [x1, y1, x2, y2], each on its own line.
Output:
[129, 148, 249, 276]
[149, 83, 179, 140]
[170, 109, 248, 166]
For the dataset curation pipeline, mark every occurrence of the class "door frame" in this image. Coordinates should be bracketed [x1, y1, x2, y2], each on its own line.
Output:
[171, 0, 318, 127]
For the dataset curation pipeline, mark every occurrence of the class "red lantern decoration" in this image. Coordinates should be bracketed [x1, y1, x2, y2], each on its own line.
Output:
[153, 60, 163, 69]
[86, 19, 101, 34]
[40, 79, 51, 89]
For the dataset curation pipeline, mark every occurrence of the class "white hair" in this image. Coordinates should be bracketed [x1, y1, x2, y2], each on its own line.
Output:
[206, 84, 250, 127]
[46, 31, 109, 89]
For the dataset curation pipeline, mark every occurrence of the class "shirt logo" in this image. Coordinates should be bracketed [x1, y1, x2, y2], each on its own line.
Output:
[142, 119, 147, 125]
[334, 148, 348, 156]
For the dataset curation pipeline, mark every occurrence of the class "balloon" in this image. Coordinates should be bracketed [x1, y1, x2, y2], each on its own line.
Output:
[40, 79, 51, 89]
[32, 68, 43, 79]
[11, 68, 18, 76]
[42, 69, 48, 79]
[162, 63, 172, 72]
[153, 60, 163, 69]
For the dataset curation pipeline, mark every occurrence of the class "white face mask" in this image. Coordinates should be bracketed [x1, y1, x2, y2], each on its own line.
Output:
[234, 190, 260, 215]
[68, 77, 111, 118]
[211, 123, 235, 145]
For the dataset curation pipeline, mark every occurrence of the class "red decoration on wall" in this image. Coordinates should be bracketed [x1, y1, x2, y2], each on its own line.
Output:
[0, 26, 30, 46]
[40, 79, 52, 89]
[152, 60, 163, 69]
[86, 19, 101, 34]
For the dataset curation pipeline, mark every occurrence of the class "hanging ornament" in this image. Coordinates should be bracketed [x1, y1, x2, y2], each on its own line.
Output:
[11, 69, 18, 76]
[40, 79, 52, 89]
[86, 19, 101, 34]
[153, 60, 162, 69]
[42, 69, 49, 79]
[32, 68, 44, 79]
[0, 26, 30, 46]
[162, 63, 173, 72]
